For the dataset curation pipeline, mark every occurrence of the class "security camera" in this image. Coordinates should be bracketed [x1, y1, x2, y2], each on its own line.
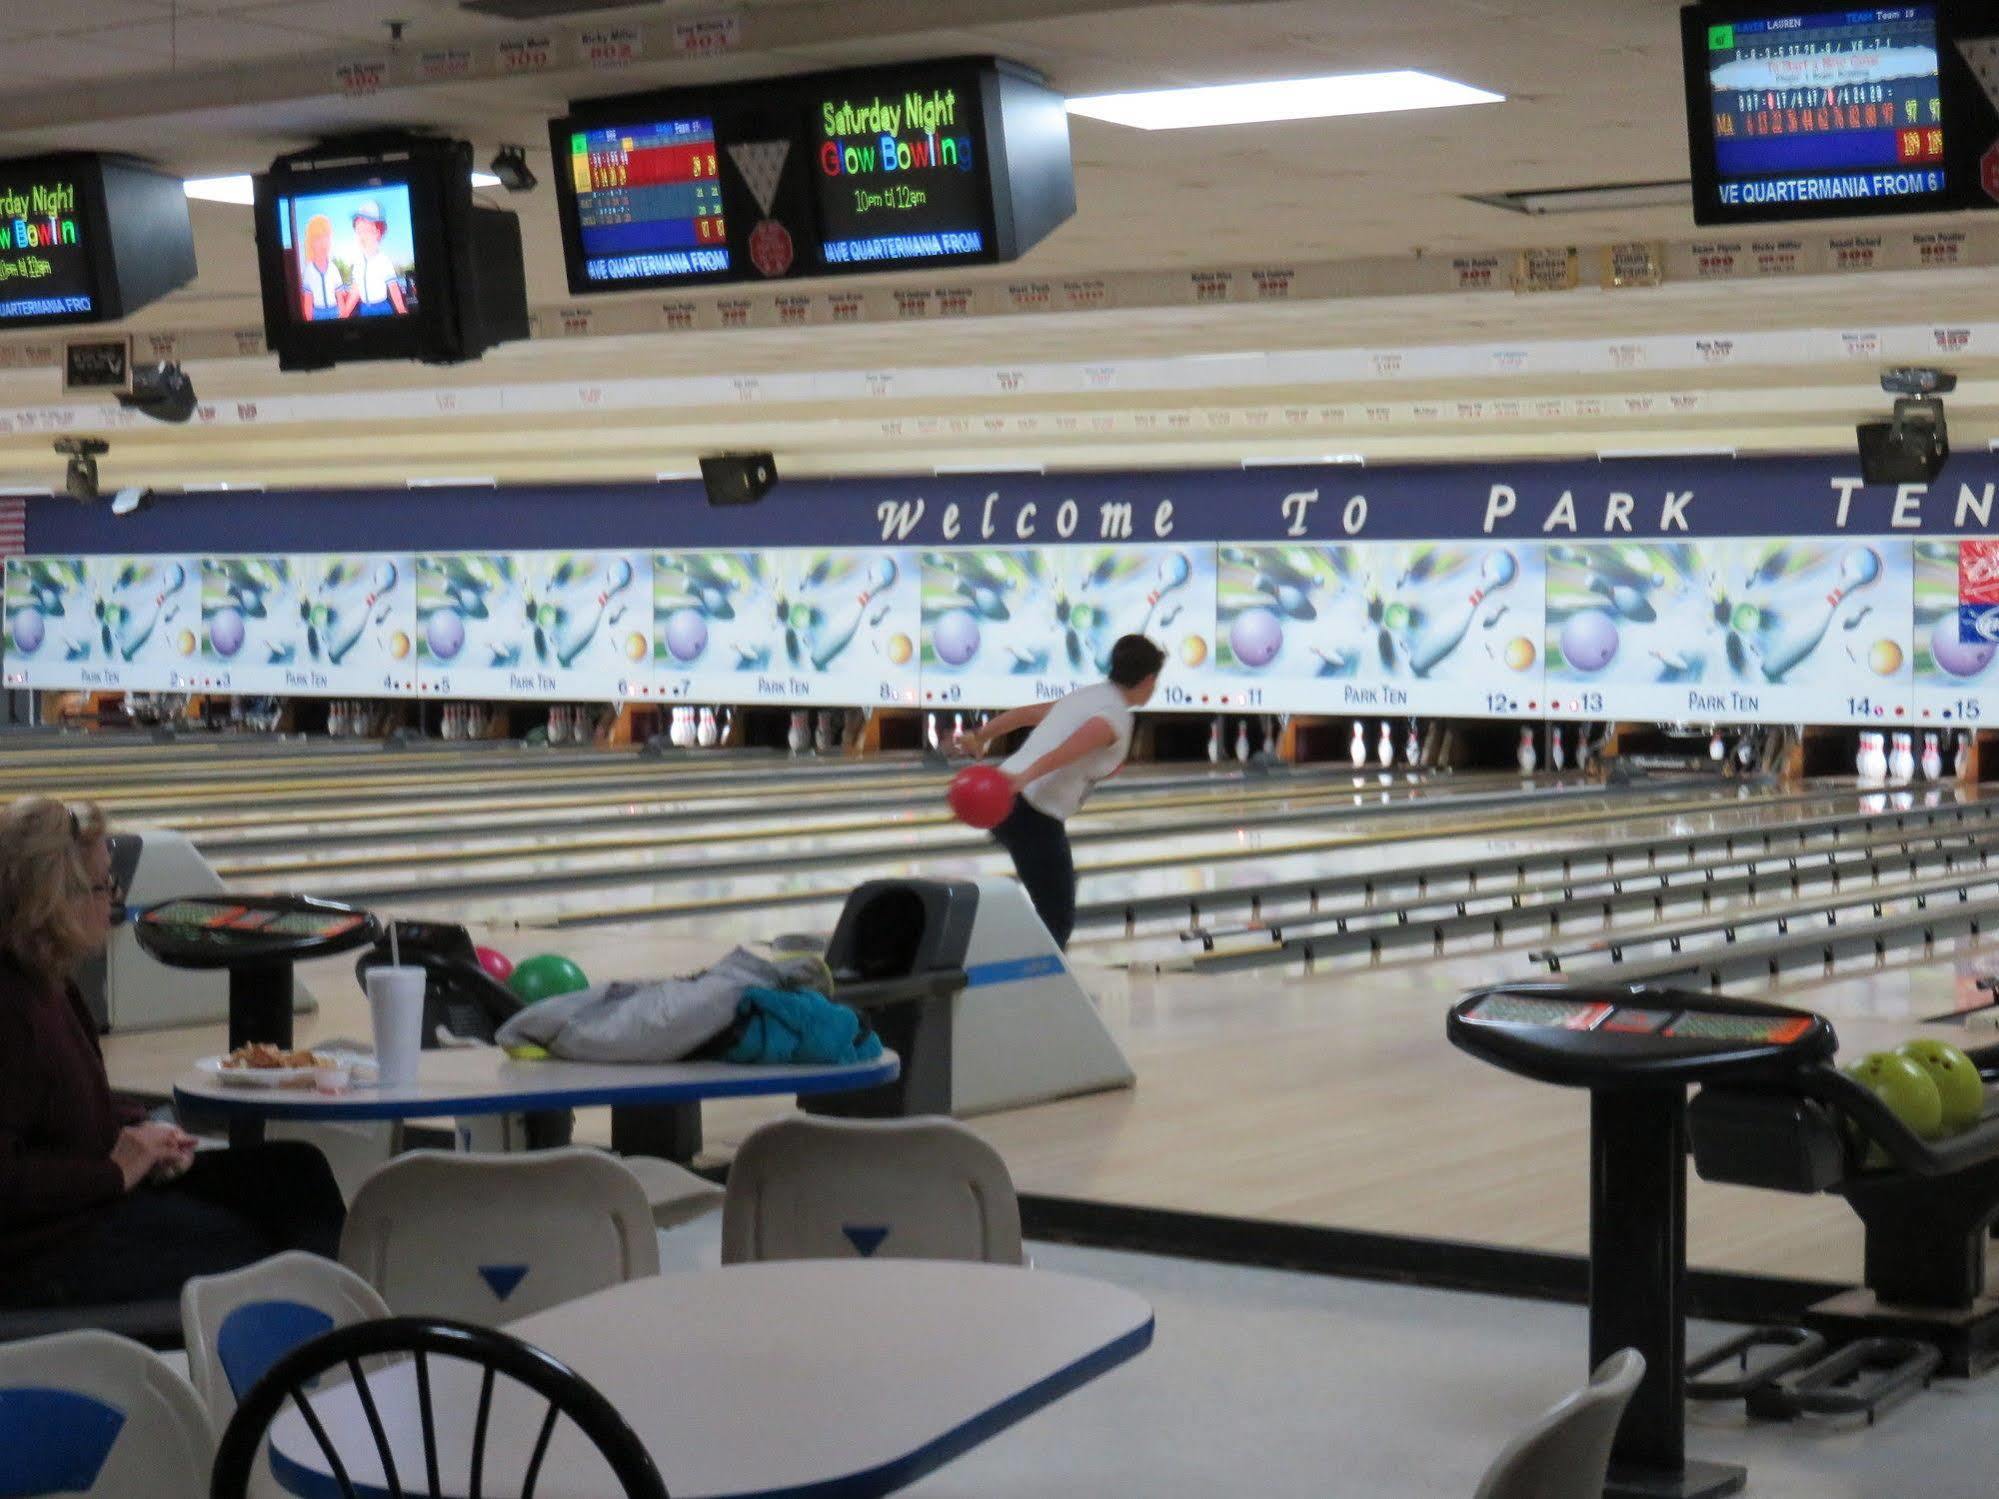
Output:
[54, 437, 107, 503]
[488, 145, 536, 193]
[116, 363, 196, 424]
[1881, 367, 1957, 397]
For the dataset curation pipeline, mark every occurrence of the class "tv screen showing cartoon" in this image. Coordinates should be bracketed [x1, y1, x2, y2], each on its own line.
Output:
[276, 182, 419, 323]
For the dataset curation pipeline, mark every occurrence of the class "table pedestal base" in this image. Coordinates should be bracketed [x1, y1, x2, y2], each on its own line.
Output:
[1606, 1458, 1747, 1499]
[612, 1102, 703, 1164]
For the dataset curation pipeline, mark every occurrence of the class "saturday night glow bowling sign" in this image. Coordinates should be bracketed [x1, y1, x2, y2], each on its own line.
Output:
[0, 170, 93, 322]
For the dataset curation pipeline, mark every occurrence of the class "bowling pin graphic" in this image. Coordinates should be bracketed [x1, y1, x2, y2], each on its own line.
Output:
[1207, 718, 1223, 765]
[811, 555, 898, 672]
[1236, 719, 1252, 763]
[697, 706, 718, 748]
[1957, 731, 1973, 779]
[1376, 720, 1393, 769]
[1517, 727, 1537, 773]
[1550, 726, 1566, 772]
[1408, 550, 1518, 677]
[1708, 729, 1725, 762]
[1350, 721, 1368, 768]
[553, 558, 635, 669]
[1755, 545, 1882, 682]
[1139, 551, 1193, 634]
[1921, 732, 1942, 782]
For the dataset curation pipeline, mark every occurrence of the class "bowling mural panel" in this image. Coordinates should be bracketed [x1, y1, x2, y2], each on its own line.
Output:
[88, 556, 202, 692]
[415, 552, 652, 701]
[1212, 542, 1544, 718]
[3, 558, 95, 689]
[918, 545, 1215, 709]
[197, 555, 416, 697]
[1913, 541, 1999, 728]
[1544, 540, 1913, 726]
[652, 547, 917, 708]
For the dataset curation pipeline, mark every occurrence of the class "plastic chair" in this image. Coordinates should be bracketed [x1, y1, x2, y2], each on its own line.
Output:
[618, 1154, 726, 1231]
[1473, 1348, 1647, 1499]
[722, 1115, 1023, 1266]
[181, 1251, 391, 1426]
[341, 1149, 660, 1325]
[0, 1329, 213, 1498]
[210, 1317, 667, 1499]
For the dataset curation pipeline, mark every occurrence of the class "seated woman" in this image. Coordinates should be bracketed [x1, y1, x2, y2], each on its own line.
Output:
[0, 797, 347, 1307]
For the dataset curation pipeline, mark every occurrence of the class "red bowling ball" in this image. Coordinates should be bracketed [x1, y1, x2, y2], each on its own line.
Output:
[947, 764, 1016, 830]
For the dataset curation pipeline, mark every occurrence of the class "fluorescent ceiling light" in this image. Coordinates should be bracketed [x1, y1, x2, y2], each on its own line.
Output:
[1066, 71, 1502, 131]
[180, 481, 265, 492]
[407, 476, 498, 488]
[655, 470, 699, 481]
[187, 170, 505, 206]
[0, 485, 49, 497]
[1468, 180, 1690, 216]
[1597, 446, 1736, 461]
[1241, 454, 1364, 468]
[934, 463, 1045, 475]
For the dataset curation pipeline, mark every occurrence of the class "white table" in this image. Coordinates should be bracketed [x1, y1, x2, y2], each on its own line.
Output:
[266, 1260, 1154, 1499]
[174, 1047, 900, 1151]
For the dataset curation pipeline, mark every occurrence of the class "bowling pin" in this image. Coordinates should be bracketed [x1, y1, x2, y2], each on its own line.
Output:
[1956, 731, 1973, 780]
[1236, 719, 1252, 763]
[1735, 734, 1754, 770]
[788, 709, 809, 754]
[1207, 718, 1223, 765]
[1517, 727, 1537, 773]
[953, 713, 965, 750]
[1921, 731, 1942, 782]
[925, 713, 940, 752]
[1576, 726, 1592, 772]
[1550, 725, 1566, 772]
[1376, 720, 1393, 769]
[1891, 732, 1916, 784]
[1350, 721, 1367, 769]
[1869, 732, 1888, 782]
[1855, 732, 1869, 778]
[697, 706, 718, 748]
[1708, 729, 1724, 762]
[720, 707, 735, 745]
[814, 711, 833, 753]
[1405, 719, 1422, 768]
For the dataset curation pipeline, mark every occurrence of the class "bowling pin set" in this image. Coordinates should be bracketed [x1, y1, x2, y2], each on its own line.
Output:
[665, 705, 732, 749]
[1208, 716, 1288, 765]
[326, 701, 377, 739]
[1854, 730, 1963, 786]
[1329, 718, 1425, 772]
[787, 709, 852, 755]
[435, 703, 493, 741]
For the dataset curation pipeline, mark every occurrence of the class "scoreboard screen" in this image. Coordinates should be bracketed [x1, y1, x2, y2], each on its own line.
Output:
[1682, 2, 1999, 224]
[567, 118, 730, 285]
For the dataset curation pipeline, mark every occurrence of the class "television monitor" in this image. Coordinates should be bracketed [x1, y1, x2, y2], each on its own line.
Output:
[1682, 2, 1999, 225]
[0, 153, 194, 327]
[254, 136, 527, 370]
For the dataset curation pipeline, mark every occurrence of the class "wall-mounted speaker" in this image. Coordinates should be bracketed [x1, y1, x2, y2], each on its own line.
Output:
[700, 453, 778, 507]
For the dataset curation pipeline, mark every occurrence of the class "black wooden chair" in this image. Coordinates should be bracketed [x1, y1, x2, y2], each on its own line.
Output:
[210, 1316, 668, 1499]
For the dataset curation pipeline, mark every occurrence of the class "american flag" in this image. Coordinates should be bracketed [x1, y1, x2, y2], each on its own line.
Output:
[0, 497, 23, 559]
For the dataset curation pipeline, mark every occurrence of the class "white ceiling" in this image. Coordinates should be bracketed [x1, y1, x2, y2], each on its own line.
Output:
[0, 0, 1994, 487]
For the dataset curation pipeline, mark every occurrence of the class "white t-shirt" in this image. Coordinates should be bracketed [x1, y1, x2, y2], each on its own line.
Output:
[300, 259, 339, 311]
[1001, 680, 1136, 822]
[354, 247, 399, 307]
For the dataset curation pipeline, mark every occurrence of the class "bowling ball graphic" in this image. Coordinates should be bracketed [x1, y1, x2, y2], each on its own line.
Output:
[1731, 602, 1764, 634]
[208, 607, 246, 659]
[1560, 610, 1620, 673]
[1503, 636, 1536, 672]
[625, 631, 648, 662]
[933, 608, 981, 667]
[1931, 614, 1995, 678]
[1868, 639, 1904, 677]
[175, 630, 196, 656]
[388, 631, 411, 661]
[662, 607, 707, 663]
[1229, 607, 1283, 669]
[1180, 634, 1209, 668]
[425, 607, 466, 661]
[886, 632, 914, 666]
[9, 607, 42, 654]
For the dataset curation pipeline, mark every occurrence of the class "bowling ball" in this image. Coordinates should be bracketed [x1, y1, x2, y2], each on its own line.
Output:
[1868, 638, 1905, 677]
[389, 630, 411, 661]
[425, 607, 466, 661]
[1229, 607, 1283, 669]
[507, 953, 589, 1004]
[1898, 1039, 1984, 1133]
[474, 946, 515, 983]
[208, 607, 246, 659]
[1847, 1050, 1944, 1141]
[663, 607, 708, 663]
[887, 632, 913, 666]
[947, 764, 1015, 830]
[9, 606, 43, 654]
[624, 631, 648, 662]
[933, 608, 981, 667]
[1559, 610, 1619, 673]
[1180, 634, 1208, 667]
[1931, 614, 1995, 678]
[1503, 636, 1536, 672]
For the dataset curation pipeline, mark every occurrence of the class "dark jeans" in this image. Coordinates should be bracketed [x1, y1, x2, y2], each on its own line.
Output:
[992, 797, 1076, 949]
[9, 1141, 346, 1308]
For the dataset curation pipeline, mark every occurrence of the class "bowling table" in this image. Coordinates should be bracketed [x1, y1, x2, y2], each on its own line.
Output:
[263, 1260, 1153, 1499]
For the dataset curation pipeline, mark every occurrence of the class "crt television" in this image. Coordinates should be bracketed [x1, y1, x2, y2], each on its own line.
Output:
[0, 153, 195, 328]
[1682, 2, 1999, 225]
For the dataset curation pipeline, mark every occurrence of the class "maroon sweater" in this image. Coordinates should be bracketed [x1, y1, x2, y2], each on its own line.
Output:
[0, 954, 125, 1271]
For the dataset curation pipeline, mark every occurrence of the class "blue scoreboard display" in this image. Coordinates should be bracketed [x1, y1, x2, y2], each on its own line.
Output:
[1682, 3, 1999, 224]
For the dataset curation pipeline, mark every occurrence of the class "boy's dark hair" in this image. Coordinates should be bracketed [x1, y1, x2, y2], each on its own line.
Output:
[1107, 634, 1166, 688]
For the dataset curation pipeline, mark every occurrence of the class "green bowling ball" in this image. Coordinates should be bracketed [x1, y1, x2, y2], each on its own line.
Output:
[1898, 1039, 1985, 1133]
[507, 953, 590, 1004]
[1847, 1050, 1945, 1143]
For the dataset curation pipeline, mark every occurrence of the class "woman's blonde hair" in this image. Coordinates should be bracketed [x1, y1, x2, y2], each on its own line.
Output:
[0, 796, 107, 984]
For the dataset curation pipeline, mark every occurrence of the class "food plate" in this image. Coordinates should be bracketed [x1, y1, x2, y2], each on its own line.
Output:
[194, 1051, 376, 1089]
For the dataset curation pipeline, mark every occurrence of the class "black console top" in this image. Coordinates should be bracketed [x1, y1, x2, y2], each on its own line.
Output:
[1449, 983, 1836, 1089]
[134, 894, 382, 970]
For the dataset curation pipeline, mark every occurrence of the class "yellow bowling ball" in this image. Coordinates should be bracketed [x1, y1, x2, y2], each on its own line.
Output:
[625, 631, 648, 662]
[887, 632, 914, 665]
[175, 629, 196, 655]
[388, 630, 411, 661]
[1504, 636, 1537, 672]
[1181, 635, 1209, 667]
[1870, 639, 1904, 676]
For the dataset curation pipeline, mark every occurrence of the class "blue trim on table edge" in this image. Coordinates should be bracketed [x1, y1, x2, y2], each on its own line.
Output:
[964, 954, 1066, 988]
[174, 1055, 899, 1122]
[265, 1311, 1154, 1499]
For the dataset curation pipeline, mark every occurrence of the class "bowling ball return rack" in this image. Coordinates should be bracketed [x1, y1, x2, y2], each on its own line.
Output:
[1446, 983, 1999, 1498]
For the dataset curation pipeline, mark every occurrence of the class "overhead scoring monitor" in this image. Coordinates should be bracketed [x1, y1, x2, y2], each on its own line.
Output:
[566, 116, 729, 285]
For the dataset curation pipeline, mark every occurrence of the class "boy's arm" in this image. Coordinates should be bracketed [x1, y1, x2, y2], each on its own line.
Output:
[960, 701, 1054, 756]
[1006, 717, 1117, 789]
